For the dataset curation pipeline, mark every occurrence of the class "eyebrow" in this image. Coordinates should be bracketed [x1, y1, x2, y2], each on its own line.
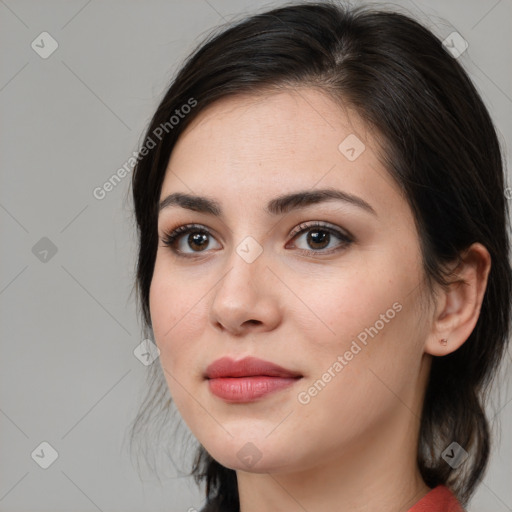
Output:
[158, 188, 377, 217]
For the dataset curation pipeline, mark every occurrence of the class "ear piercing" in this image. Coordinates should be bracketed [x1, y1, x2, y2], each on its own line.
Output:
[440, 338, 448, 346]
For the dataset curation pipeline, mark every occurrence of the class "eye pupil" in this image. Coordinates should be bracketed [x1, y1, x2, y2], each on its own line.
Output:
[189, 232, 209, 251]
[308, 229, 329, 249]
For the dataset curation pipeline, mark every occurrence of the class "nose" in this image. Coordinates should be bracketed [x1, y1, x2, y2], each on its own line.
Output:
[209, 246, 281, 336]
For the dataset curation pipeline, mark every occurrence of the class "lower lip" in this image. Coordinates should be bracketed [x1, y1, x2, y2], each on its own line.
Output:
[207, 376, 301, 403]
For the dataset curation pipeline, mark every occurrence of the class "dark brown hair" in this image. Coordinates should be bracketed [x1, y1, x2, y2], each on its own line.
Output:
[128, 2, 512, 510]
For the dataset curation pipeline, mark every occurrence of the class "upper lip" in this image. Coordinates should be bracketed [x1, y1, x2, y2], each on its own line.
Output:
[204, 356, 302, 379]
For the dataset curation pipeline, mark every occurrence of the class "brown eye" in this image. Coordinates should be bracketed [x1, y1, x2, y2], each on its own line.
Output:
[161, 224, 221, 255]
[305, 229, 331, 250]
[289, 222, 353, 255]
[187, 232, 209, 251]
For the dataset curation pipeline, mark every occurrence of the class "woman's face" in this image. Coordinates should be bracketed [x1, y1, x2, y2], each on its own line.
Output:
[150, 88, 434, 473]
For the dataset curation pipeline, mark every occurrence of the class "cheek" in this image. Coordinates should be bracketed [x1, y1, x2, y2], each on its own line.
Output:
[149, 259, 207, 373]
[292, 251, 424, 387]
[149, 267, 210, 417]
[290, 264, 405, 347]
[293, 291, 423, 451]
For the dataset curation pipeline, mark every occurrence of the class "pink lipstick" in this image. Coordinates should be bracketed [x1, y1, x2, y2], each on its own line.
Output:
[204, 356, 302, 403]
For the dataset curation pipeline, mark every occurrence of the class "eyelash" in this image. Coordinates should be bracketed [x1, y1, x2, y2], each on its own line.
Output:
[160, 221, 354, 258]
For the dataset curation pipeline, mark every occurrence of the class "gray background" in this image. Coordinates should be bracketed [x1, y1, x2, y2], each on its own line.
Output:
[1, 0, 511, 511]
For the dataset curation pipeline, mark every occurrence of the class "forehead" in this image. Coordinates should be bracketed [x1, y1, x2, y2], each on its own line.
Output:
[171, 88, 369, 162]
[160, 88, 407, 223]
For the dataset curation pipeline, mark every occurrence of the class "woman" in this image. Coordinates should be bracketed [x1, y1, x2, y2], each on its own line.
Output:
[128, 2, 511, 511]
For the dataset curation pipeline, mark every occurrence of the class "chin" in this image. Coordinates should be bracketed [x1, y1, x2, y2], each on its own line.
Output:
[202, 437, 302, 474]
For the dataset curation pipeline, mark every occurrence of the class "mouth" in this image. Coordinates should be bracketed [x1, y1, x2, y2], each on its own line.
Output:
[204, 355, 302, 379]
[206, 375, 302, 403]
[204, 356, 303, 403]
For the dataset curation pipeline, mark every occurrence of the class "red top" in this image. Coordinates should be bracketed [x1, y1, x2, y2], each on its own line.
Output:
[408, 485, 465, 511]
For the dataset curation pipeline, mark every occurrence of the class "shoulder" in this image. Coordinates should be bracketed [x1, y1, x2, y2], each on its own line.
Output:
[408, 485, 465, 512]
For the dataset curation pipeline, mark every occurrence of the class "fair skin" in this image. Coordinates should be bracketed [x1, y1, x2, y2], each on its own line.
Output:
[149, 88, 491, 512]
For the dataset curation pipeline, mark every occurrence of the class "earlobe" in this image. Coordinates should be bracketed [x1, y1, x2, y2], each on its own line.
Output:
[424, 242, 491, 357]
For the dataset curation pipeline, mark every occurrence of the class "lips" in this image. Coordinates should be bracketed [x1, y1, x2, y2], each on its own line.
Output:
[204, 356, 302, 403]
[204, 356, 302, 379]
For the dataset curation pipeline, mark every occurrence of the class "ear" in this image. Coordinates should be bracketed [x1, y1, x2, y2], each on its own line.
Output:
[424, 242, 491, 356]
